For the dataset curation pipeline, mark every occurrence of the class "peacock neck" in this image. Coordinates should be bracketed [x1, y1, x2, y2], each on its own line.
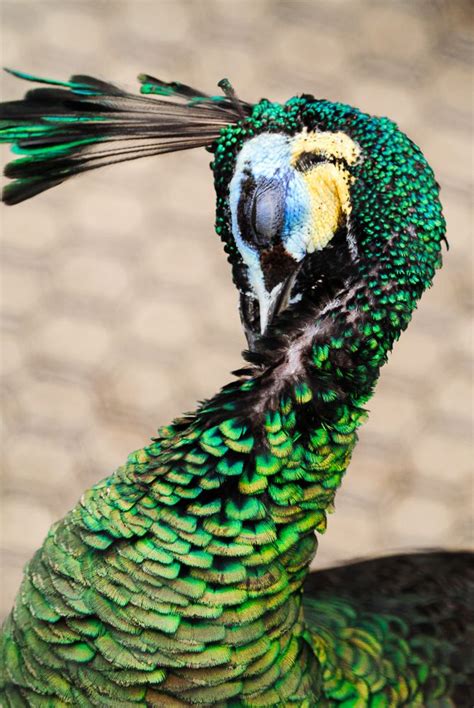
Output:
[71, 290, 393, 704]
[118, 321, 374, 695]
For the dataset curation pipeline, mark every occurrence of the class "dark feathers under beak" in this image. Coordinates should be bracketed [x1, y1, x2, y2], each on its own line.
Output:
[240, 261, 302, 351]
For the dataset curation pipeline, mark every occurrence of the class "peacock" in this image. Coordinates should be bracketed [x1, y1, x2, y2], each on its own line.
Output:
[0, 69, 472, 707]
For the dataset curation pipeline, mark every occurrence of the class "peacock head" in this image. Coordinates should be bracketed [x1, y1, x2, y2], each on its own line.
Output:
[223, 128, 359, 347]
[211, 96, 446, 353]
[1, 72, 445, 362]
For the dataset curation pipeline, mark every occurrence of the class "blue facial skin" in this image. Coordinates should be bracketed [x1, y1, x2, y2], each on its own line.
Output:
[281, 171, 312, 261]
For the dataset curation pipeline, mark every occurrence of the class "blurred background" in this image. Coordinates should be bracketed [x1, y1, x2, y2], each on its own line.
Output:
[1, 0, 472, 619]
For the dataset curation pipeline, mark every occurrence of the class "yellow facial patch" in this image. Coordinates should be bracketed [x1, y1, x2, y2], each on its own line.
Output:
[290, 129, 361, 167]
[290, 129, 360, 252]
[302, 162, 353, 251]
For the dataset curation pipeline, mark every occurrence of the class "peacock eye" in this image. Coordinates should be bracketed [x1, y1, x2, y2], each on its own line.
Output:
[294, 151, 327, 172]
[242, 178, 284, 249]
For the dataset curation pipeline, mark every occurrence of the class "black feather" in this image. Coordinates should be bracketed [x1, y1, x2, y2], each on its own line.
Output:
[1, 70, 252, 204]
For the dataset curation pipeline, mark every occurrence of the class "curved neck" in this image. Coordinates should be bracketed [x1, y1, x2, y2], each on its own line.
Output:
[37, 286, 391, 704]
[121, 310, 374, 700]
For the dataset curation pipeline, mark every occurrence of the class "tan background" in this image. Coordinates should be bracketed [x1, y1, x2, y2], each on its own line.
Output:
[1, 0, 472, 620]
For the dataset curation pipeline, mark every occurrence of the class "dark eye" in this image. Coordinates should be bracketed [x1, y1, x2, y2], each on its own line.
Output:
[294, 151, 327, 172]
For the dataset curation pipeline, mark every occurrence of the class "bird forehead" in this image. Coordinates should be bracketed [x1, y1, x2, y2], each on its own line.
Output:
[236, 133, 291, 178]
[291, 129, 361, 166]
[234, 129, 361, 181]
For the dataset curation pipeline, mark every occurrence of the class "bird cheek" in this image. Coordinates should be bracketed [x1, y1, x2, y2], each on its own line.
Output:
[281, 180, 312, 262]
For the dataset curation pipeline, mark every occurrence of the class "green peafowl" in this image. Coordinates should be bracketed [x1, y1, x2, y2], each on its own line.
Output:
[1, 70, 473, 707]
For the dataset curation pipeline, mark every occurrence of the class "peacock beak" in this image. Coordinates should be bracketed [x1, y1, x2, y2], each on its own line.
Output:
[240, 262, 302, 351]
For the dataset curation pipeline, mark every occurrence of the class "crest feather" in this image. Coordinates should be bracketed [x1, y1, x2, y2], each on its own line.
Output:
[0, 69, 251, 205]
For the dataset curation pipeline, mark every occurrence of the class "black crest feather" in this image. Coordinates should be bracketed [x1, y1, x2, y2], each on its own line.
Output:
[0, 69, 252, 204]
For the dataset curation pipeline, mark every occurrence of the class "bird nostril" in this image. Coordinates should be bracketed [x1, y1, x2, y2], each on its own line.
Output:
[238, 174, 286, 250]
[251, 181, 285, 246]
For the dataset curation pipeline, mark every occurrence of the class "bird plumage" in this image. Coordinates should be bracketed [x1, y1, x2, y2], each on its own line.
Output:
[304, 552, 474, 706]
[1, 72, 472, 707]
[0, 69, 249, 205]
